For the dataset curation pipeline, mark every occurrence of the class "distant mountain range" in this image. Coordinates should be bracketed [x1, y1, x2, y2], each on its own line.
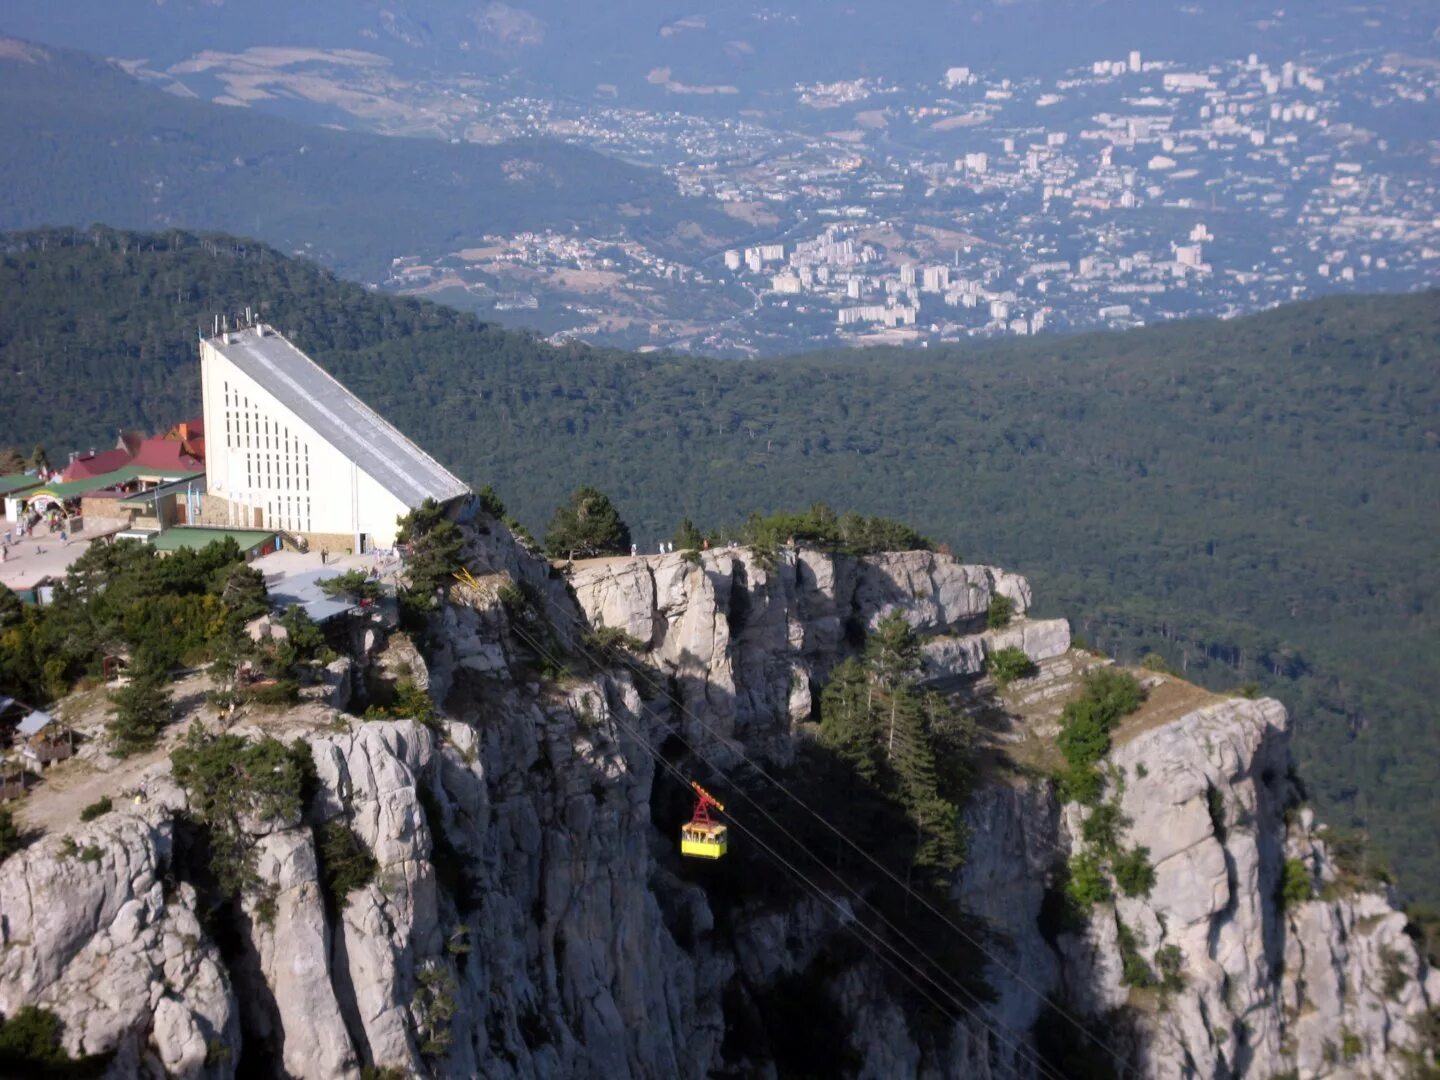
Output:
[0, 35, 744, 278]
[2, 0, 1435, 107]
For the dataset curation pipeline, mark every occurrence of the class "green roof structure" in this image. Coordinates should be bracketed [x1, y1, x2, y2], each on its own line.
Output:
[148, 527, 276, 555]
[0, 474, 42, 496]
[24, 466, 203, 502]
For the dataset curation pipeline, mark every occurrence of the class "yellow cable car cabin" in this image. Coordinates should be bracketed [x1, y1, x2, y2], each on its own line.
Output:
[681, 781, 728, 859]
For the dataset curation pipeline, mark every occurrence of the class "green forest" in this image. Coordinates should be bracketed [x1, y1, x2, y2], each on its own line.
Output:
[1, 226, 1436, 904]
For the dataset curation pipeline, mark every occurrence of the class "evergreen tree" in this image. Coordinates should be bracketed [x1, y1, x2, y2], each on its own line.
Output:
[818, 657, 884, 783]
[544, 486, 630, 559]
[865, 612, 922, 690]
[0, 584, 22, 629]
[889, 687, 940, 806]
[673, 517, 704, 551]
[396, 498, 466, 601]
[865, 612, 922, 762]
[107, 650, 172, 756]
[219, 564, 269, 622]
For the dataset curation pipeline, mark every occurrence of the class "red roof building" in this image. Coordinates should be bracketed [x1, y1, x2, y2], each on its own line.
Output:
[61, 447, 132, 481]
[132, 437, 204, 474]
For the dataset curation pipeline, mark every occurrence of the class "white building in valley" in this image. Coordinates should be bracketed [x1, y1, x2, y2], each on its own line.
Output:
[199, 325, 469, 551]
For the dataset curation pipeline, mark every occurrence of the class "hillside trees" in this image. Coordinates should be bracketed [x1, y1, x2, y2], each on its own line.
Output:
[0, 538, 269, 707]
[818, 613, 973, 884]
[2, 228, 1437, 902]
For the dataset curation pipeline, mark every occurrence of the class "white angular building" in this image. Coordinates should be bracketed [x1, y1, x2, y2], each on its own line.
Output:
[199, 325, 469, 551]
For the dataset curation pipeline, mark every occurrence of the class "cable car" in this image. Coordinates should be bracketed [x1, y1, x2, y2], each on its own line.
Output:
[680, 781, 728, 859]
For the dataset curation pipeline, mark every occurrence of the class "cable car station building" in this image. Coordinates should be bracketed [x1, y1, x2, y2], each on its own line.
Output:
[199, 324, 469, 552]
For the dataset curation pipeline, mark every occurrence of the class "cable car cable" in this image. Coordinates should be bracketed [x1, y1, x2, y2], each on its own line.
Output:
[520, 571, 1134, 1076]
[503, 618, 1072, 1080]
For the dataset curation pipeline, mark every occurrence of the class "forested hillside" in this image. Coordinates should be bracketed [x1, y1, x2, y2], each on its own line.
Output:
[0, 38, 739, 278]
[2, 226, 1437, 904]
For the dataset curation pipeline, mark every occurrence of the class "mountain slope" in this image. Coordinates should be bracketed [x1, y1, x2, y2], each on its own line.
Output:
[1, 225, 1437, 905]
[0, 38, 738, 278]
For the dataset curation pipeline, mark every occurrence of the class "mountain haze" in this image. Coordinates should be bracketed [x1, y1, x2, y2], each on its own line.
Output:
[0, 37, 741, 278]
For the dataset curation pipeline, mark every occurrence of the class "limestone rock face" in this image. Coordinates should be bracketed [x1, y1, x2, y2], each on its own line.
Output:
[0, 812, 239, 1078]
[569, 547, 1032, 746]
[3, 521, 1433, 1080]
[921, 617, 1073, 682]
[957, 694, 1438, 1079]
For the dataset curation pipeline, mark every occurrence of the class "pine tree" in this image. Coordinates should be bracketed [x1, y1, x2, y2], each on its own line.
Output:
[219, 564, 269, 622]
[396, 498, 465, 601]
[107, 651, 172, 756]
[865, 612, 922, 760]
[544, 486, 631, 559]
[889, 687, 940, 808]
[818, 657, 884, 783]
[673, 517, 704, 551]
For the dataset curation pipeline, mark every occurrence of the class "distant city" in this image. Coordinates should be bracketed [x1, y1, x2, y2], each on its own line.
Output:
[347, 45, 1438, 354]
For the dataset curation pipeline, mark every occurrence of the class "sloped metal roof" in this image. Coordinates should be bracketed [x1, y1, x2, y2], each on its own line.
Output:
[18, 710, 53, 736]
[206, 327, 470, 508]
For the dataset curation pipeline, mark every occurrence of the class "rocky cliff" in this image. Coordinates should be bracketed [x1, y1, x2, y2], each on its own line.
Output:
[1, 517, 1434, 1078]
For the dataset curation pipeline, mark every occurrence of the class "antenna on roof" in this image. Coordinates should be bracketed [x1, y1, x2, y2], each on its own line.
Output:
[213, 314, 219, 337]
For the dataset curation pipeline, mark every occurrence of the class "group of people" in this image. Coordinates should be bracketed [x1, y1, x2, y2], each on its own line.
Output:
[1, 512, 72, 562]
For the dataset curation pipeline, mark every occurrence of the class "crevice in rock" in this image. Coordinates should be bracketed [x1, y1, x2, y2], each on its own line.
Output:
[328, 911, 374, 1072]
[1209, 845, 1241, 962]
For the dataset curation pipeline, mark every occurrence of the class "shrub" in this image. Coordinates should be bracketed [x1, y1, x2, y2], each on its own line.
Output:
[1340, 1029, 1362, 1061]
[1081, 800, 1129, 855]
[476, 485, 506, 519]
[1279, 858, 1313, 910]
[1116, 920, 1155, 988]
[1379, 946, 1409, 1001]
[987, 593, 1015, 630]
[1154, 944, 1185, 992]
[245, 679, 300, 707]
[318, 569, 382, 603]
[1206, 784, 1228, 842]
[988, 646, 1035, 689]
[0, 808, 21, 863]
[1140, 652, 1174, 674]
[582, 624, 647, 665]
[0, 1006, 68, 1070]
[1058, 765, 1105, 806]
[1066, 853, 1112, 907]
[316, 819, 378, 914]
[1056, 669, 1145, 806]
[1114, 847, 1157, 898]
[365, 679, 436, 728]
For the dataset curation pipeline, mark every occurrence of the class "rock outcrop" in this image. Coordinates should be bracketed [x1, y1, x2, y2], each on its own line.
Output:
[1, 518, 1432, 1079]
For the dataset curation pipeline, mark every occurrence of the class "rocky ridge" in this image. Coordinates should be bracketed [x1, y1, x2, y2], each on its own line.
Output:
[0, 517, 1433, 1078]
